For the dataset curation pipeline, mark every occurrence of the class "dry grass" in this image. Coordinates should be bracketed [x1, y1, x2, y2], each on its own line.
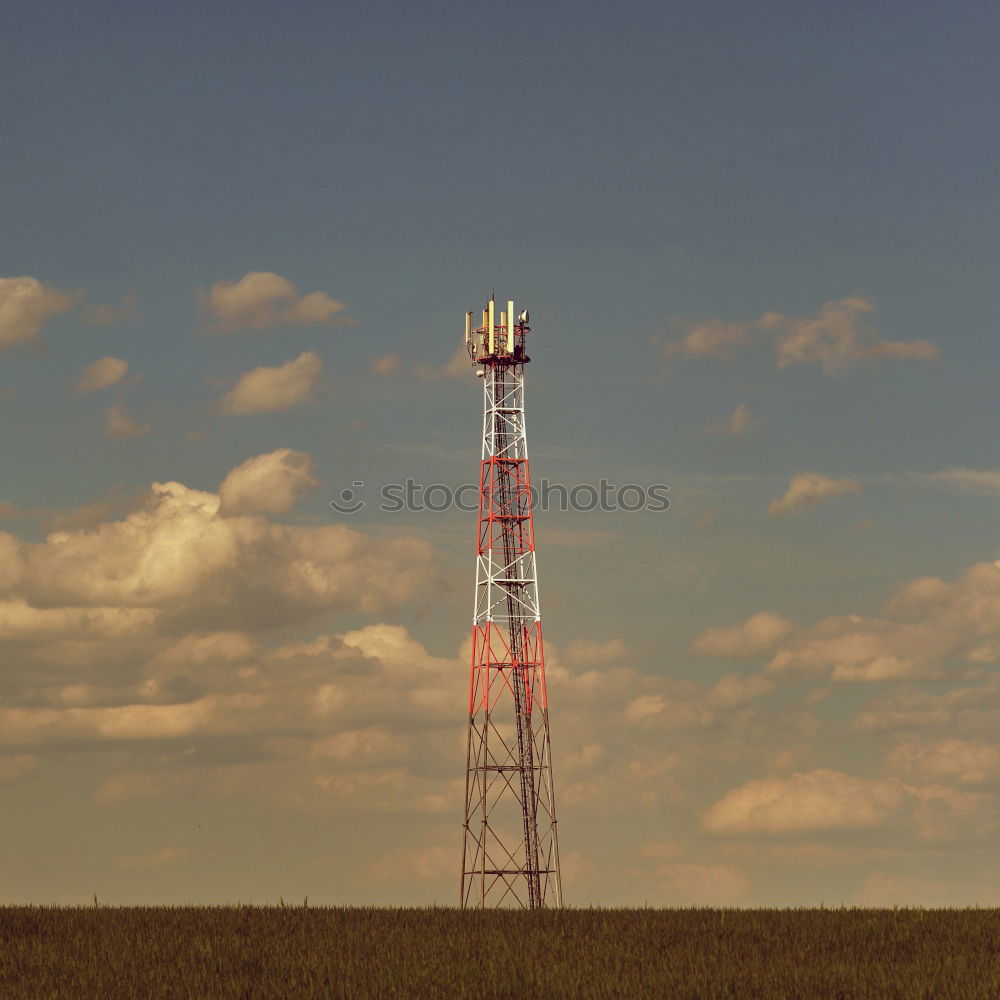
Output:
[2, 905, 998, 999]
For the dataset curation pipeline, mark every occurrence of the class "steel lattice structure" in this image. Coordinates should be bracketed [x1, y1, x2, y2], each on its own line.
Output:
[460, 296, 562, 909]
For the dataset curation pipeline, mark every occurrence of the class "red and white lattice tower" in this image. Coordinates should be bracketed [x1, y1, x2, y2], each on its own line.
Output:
[460, 295, 563, 909]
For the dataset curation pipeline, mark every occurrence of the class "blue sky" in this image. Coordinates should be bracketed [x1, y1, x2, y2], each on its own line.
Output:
[2, 0, 999, 905]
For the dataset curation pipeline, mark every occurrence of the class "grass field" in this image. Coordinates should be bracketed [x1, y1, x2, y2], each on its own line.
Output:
[2, 905, 998, 999]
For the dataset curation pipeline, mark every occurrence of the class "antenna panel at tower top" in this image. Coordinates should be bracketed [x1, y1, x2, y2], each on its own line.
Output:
[464, 296, 531, 369]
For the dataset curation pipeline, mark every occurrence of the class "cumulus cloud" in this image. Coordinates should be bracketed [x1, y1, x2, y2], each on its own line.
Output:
[660, 298, 937, 375]
[104, 403, 150, 439]
[703, 769, 905, 834]
[768, 472, 861, 515]
[0, 621, 446, 759]
[200, 272, 348, 332]
[768, 618, 936, 682]
[151, 631, 257, 671]
[691, 612, 794, 658]
[17, 479, 431, 630]
[753, 558, 1000, 684]
[218, 449, 318, 515]
[220, 351, 323, 415]
[886, 738, 1000, 786]
[624, 693, 717, 729]
[705, 764, 998, 846]
[704, 402, 753, 436]
[0, 276, 78, 349]
[707, 671, 777, 706]
[78, 357, 129, 393]
[0, 600, 157, 642]
[339, 623, 455, 684]
[763, 298, 938, 373]
[855, 676, 1000, 736]
[0, 695, 263, 744]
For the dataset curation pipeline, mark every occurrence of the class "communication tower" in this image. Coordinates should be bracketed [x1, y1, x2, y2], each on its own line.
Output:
[460, 295, 562, 909]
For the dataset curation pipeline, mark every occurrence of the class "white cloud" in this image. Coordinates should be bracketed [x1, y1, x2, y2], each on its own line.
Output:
[218, 449, 318, 515]
[78, 357, 129, 393]
[152, 632, 257, 670]
[0, 695, 265, 744]
[886, 739, 1000, 786]
[768, 472, 861, 515]
[705, 767, 996, 844]
[0, 276, 77, 349]
[855, 676, 1000, 736]
[220, 351, 322, 415]
[704, 403, 756, 437]
[923, 468, 1000, 497]
[691, 612, 794, 658]
[762, 558, 1000, 684]
[624, 694, 668, 723]
[905, 783, 992, 841]
[703, 769, 905, 834]
[563, 742, 607, 771]
[309, 726, 404, 762]
[0, 599, 157, 642]
[201, 272, 348, 332]
[660, 298, 937, 375]
[766, 614, 944, 682]
[729, 402, 752, 435]
[18, 479, 431, 630]
[624, 693, 716, 729]
[339, 623, 454, 682]
[708, 671, 776, 707]
[704, 402, 753, 436]
[661, 320, 751, 360]
[104, 403, 150, 439]
[763, 297, 937, 374]
[883, 575, 954, 616]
